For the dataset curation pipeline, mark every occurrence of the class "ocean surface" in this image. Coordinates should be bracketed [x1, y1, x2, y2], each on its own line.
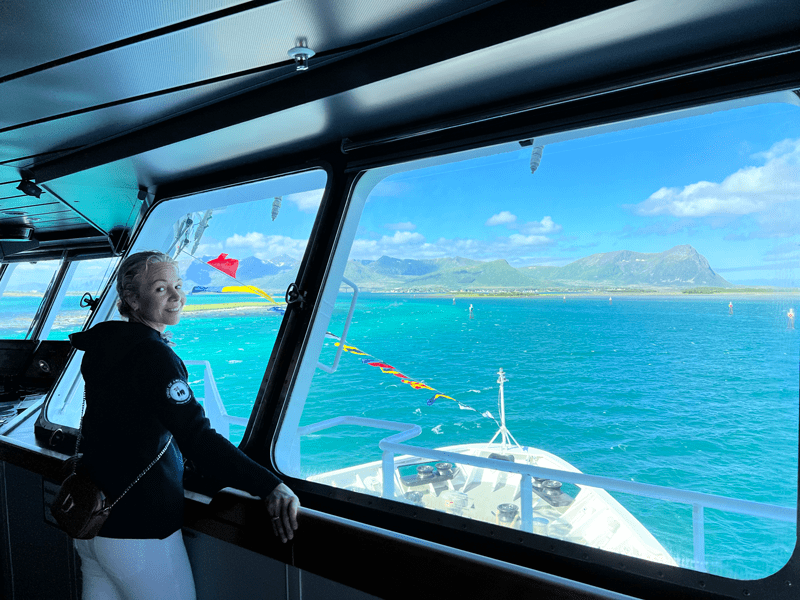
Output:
[3, 292, 798, 579]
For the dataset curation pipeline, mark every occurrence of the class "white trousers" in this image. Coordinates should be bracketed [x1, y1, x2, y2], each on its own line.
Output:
[74, 530, 197, 600]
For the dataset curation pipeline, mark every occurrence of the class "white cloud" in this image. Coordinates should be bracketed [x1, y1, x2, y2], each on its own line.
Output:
[486, 211, 517, 226]
[286, 189, 324, 213]
[386, 231, 425, 244]
[631, 138, 800, 218]
[226, 232, 307, 259]
[350, 231, 426, 258]
[486, 212, 563, 237]
[227, 232, 268, 248]
[520, 216, 562, 235]
[194, 241, 223, 257]
[509, 234, 551, 246]
[349, 230, 554, 263]
[385, 221, 416, 231]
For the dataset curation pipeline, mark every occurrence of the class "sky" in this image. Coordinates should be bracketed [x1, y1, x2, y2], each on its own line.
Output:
[194, 97, 800, 287]
[352, 100, 800, 286]
[8, 96, 800, 291]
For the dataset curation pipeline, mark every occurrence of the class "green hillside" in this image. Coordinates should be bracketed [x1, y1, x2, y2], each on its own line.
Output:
[338, 246, 731, 292]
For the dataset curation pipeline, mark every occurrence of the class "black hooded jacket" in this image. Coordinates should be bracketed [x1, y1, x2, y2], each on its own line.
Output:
[70, 320, 282, 539]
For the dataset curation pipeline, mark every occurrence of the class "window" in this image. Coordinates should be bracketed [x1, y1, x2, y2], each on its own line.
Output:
[0, 261, 61, 339]
[277, 94, 799, 580]
[44, 169, 326, 440]
[47, 257, 120, 341]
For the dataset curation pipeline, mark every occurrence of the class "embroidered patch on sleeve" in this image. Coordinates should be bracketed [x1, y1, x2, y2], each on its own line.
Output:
[166, 379, 192, 404]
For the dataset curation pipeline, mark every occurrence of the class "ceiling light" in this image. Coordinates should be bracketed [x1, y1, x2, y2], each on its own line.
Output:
[0, 226, 34, 242]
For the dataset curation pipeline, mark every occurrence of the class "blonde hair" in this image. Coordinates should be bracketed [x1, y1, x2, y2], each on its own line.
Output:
[116, 251, 178, 319]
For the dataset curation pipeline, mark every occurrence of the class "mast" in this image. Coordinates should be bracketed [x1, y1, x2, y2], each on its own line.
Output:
[498, 368, 508, 444]
[490, 368, 521, 451]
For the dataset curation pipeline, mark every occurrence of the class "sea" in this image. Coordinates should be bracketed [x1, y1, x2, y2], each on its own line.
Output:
[3, 292, 798, 580]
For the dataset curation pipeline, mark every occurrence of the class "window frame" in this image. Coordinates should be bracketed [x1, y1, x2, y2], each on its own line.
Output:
[265, 93, 800, 598]
[34, 166, 331, 453]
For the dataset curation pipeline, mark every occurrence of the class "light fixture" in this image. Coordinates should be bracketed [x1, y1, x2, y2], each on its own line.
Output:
[0, 226, 34, 242]
[17, 179, 43, 198]
[288, 45, 315, 71]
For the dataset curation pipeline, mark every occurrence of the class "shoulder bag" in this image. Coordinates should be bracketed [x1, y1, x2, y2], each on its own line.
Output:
[52, 391, 173, 539]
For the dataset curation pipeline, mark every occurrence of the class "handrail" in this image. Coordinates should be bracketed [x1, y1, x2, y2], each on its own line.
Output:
[184, 360, 248, 440]
[0, 398, 45, 435]
[316, 277, 359, 374]
[297, 416, 420, 438]
[298, 415, 797, 573]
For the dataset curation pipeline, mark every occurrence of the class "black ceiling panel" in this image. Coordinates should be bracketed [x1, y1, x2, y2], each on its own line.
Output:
[1, 0, 799, 248]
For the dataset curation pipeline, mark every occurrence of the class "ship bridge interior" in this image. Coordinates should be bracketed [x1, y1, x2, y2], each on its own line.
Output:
[1, 1, 800, 599]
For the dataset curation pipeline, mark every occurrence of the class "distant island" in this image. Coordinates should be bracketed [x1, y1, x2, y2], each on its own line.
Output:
[183, 245, 794, 295]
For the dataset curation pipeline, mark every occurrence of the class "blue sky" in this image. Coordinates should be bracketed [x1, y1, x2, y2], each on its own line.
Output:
[344, 100, 800, 285]
[9, 98, 800, 291]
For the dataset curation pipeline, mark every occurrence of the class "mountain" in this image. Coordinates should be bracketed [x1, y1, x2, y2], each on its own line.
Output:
[369, 256, 439, 277]
[269, 254, 300, 269]
[521, 245, 730, 289]
[406, 258, 534, 289]
[237, 256, 291, 279]
[342, 255, 539, 291]
[183, 246, 731, 293]
[342, 246, 730, 291]
[184, 254, 299, 292]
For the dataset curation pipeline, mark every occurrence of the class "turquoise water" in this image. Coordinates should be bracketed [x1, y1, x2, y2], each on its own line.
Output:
[300, 294, 799, 579]
[3, 292, 797, 579]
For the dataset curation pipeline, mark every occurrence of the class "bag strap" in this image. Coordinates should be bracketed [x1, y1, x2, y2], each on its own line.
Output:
[108, 435, 172, 509]
[72, 388, 173, 508]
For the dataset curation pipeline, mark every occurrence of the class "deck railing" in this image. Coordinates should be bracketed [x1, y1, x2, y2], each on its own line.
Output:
[186, 359, 796, 574]
[184, 361, 248, 440]
[297, 415, 796, 573]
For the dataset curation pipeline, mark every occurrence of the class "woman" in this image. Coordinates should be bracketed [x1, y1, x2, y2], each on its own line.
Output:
[69, 251, 299, 600]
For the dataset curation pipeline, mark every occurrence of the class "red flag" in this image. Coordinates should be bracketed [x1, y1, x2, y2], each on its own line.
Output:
[207, 253, 239, 278]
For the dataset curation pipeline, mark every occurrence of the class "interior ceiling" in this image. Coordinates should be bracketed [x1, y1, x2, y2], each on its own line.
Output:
[1, 0, 800, 254]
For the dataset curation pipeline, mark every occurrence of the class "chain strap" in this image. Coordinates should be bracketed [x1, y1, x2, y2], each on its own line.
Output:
[71, 388, 173, 508]
[109, 435, 172, 509]
[69, 390, 86, 477]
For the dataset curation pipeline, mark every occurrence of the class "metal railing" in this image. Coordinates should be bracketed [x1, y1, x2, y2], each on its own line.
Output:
[298, 415, 796, 573]
[180, 358, 796, 573]
[184, 360, 248, 440]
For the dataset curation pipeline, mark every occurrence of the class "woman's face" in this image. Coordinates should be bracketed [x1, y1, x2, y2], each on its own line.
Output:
[128, 262, 186, 332]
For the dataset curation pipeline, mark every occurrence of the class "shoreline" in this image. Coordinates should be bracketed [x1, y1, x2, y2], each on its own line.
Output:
[4, 290, 796, 299]
[183, 301, 285, 313]
[362, 290, 799, 299]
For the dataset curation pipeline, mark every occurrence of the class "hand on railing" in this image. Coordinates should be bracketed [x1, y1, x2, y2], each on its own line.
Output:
[267, 483, 300, 543]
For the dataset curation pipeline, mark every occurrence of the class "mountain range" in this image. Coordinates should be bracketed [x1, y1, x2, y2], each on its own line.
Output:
[185, 245, 731, 294]
[343, 245, 729, 292]
[185, 254, 300, 293]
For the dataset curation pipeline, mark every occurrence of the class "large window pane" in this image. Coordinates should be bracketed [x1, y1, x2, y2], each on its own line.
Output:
[0, 261, 60, 339]
[45, 170, 326, 439]
[280, 96, 799, 580]
[47, 257, 120, 341]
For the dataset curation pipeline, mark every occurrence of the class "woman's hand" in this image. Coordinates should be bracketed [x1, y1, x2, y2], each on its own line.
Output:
[266, 483, 300, 543]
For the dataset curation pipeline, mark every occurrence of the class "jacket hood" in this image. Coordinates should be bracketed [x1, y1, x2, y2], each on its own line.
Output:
[70, 321, 164, 381]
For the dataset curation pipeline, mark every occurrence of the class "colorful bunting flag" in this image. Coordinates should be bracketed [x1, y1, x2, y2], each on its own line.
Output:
[331, 338, 481, 413]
